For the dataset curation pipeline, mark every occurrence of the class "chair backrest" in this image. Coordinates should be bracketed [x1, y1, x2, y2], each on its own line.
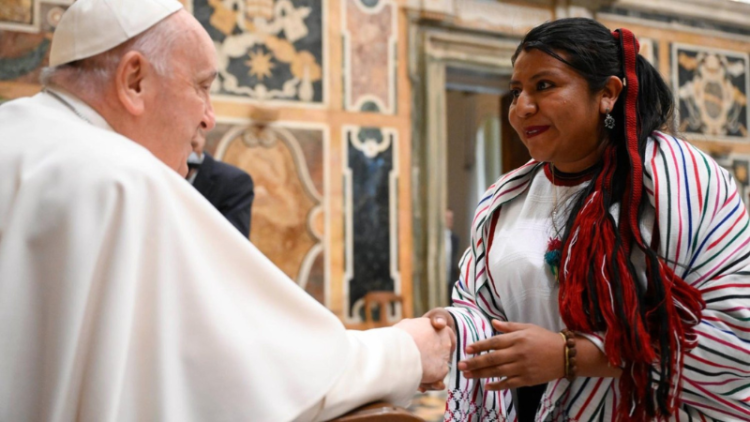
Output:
[329, 402, 425, 421]
[363, 291, 403, 328]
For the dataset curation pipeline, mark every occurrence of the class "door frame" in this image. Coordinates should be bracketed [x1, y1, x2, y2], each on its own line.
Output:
[409, 24, 520, 313]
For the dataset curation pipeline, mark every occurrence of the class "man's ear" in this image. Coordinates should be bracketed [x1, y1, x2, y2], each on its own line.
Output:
[599, 75, 624, 114]
[115, 51, 152, 116]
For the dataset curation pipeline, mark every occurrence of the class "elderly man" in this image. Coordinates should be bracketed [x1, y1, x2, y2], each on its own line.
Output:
[0, 1, 453, 421]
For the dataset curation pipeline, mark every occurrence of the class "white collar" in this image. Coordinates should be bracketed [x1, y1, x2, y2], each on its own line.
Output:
[43, 86, 115, 133]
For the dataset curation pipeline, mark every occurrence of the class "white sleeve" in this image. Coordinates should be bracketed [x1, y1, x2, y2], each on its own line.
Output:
[292, 327, 423, 422]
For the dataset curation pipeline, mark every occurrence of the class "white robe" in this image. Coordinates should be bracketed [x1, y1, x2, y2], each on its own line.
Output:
[0, 90, 421, 422]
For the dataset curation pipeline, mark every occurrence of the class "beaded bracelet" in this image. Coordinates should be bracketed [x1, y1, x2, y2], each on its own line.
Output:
[560, 329, 578, 381]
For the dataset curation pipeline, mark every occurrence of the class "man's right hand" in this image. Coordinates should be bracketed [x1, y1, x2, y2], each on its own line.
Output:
[394, 317, 455, 390]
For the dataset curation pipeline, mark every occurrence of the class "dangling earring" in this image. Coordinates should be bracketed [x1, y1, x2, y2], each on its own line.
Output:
[604, 109, 615, 130]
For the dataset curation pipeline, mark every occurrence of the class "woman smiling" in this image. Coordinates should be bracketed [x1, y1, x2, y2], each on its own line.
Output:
[426, 18, 750, 421]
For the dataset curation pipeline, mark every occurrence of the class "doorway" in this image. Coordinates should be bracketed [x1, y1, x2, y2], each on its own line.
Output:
[444, 68, 531, 298]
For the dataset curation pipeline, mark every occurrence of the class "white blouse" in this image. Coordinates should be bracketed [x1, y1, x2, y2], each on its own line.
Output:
[487, 166, 589, 331]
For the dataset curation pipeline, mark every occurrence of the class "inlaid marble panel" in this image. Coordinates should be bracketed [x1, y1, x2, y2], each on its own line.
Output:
[673, 43, 749, 141]
[209, 123, 328, 304]
[343, 126, 400, 322]
[0, 1, 70, 85]
[342, 0, 396, 114]
[0, 0, 33, 24]
[194, 0, 325, 104]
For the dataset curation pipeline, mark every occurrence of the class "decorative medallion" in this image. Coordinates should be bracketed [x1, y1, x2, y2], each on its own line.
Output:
[194, 0, 325, 104]
[673, 44, 749, 141]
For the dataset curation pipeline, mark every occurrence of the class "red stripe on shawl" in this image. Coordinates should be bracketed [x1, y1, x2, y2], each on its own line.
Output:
[687, 146, 704, 211]
[701, 283, 750, 294]
[575, 378, 605, 420]
[693, 331, 750, 359]
[484, 210, 502, 297]
[707, 211, 744, 251]
[657, 132, 685, 263]
[694, 236, 750, 285]
[683, 378, 750, 417]
[702, 316, 750, 333]
[688, 352, 750, 374]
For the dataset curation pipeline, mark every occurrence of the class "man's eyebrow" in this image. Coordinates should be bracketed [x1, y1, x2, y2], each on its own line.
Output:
[199, 70, 218, 82]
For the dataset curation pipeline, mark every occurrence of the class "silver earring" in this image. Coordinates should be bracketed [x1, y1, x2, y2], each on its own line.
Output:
[604, 111, 615, 130]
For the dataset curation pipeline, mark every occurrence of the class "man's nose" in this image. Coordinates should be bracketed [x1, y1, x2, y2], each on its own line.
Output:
[201, 101, 216, 131]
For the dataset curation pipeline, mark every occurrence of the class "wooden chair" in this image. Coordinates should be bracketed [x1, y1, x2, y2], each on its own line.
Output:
[363, 291, 404, 328]
[330, 402, 425, 421]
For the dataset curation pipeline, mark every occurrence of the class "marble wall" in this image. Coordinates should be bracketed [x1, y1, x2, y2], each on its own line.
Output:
[343, 126, 400, 322]
[206, 123, 329, 304]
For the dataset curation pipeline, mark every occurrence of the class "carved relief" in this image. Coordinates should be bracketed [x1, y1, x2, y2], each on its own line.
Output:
[673, 44, 749, 141]
[342, 0, 396, 114]
[211, 123, 328, 304]
[194, 0, 326, 104]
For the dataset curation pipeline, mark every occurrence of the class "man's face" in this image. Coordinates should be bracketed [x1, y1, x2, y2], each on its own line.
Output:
[148, 12, 217, 176]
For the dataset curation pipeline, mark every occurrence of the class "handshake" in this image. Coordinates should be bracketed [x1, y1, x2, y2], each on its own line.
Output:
[393, 310, 457, 391]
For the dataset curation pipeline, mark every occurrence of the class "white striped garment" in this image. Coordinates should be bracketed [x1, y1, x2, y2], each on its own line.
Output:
[444, 132, 750, 421]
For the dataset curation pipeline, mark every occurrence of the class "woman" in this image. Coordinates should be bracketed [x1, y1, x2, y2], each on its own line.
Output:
[427, 18, 750, 421]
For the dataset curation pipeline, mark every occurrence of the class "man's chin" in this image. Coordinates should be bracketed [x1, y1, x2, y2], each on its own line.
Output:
[176, 163, 189, 178]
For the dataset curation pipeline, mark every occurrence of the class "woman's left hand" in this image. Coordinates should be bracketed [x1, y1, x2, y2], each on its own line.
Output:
[458, 320, 565, 390]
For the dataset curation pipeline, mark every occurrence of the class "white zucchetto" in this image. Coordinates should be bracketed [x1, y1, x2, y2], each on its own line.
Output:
[49, 0, 183, 66]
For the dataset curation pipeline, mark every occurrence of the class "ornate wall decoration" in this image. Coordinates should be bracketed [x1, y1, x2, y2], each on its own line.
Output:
[342, 0, 396, 114]
[1, 0, 34, 25]
[343, 126, 400, 322]
[210, 123, 329, 304]
[673, 44, 749, 141]
[0, 1, 71, 86]
[194, 0, 326, 104]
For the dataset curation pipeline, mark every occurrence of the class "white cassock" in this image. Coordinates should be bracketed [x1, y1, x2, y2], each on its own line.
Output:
[0, 89, 421, 421]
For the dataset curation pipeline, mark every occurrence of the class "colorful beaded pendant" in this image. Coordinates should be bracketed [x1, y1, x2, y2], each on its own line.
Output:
[544, 237, 562, 281]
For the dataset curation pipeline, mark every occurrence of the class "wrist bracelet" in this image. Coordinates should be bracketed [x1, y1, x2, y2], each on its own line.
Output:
[560, 329, 578, 381]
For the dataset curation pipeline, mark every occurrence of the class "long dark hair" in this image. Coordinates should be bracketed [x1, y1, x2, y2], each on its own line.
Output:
[512, 18, 704, 420]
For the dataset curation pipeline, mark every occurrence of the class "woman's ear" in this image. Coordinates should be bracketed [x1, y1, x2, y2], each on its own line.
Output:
[599, 75, 624, 114]
[114, 51, 151, 116]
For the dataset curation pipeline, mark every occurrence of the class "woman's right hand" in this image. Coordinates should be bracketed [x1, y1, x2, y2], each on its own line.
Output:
[423, 307, 456, 334]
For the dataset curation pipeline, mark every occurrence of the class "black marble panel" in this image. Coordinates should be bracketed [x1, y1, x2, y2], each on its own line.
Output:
[193, 0, 324, 103]
[346, 128, 395, 318]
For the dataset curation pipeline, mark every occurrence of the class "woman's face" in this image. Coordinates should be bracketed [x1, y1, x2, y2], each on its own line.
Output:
[509, 49, 606, 173]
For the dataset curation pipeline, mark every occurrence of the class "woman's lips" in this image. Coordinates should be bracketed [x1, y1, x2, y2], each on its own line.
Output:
[524, 126, 550, 139]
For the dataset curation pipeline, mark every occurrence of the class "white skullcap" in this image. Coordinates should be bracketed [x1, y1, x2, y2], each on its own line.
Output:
[49, 0, 184, 67]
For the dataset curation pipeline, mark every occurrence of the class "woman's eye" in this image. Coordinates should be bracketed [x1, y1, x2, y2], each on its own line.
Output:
[537, 81, 553, 90]
[510, 89, 521, 98]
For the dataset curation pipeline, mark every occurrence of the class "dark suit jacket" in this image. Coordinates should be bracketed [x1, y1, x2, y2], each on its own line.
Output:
[192, 152, 254, 238]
